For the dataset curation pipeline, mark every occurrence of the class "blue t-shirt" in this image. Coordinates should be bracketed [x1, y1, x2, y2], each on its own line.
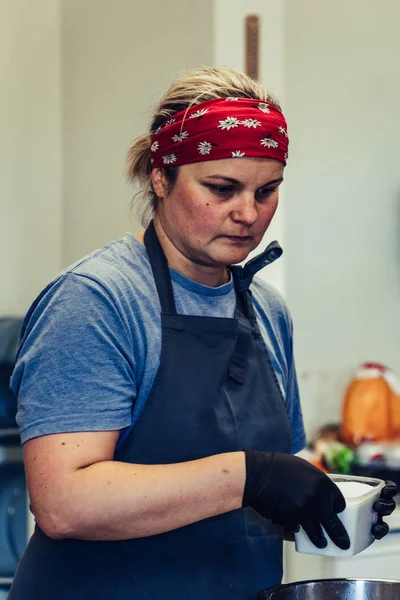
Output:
[11, 234, 306, 454]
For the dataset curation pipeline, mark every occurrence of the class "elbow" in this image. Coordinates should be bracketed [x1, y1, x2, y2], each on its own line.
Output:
[33, 505, 76, 540]
[40, 515, 76, 540]
[42, 522, 71, 541]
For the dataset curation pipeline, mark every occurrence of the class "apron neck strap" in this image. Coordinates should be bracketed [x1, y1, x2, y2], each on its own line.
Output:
[144, 220, 177, 315]
[229, 241, 283, 294]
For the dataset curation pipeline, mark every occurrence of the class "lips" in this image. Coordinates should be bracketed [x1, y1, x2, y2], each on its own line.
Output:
[222, 232, 252, 238]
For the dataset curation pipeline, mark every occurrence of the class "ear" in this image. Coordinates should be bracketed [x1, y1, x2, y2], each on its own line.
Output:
[151, 168, 167, 199]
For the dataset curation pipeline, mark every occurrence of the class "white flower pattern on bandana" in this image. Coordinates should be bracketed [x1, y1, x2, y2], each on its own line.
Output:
[163, 154, 177, 165]
[165, 118, 176, 127]
[258, 103, 270, 114]
[151, 141, 159, 152]
[232, 151, 245, 158]
[241, 119, 262, 128]
[260, 137, 278, 149]
[189, 109, 209, 119]
[218, 117, 241, 131]
[278, 126, 288, 137]
[172, 131, 189, 143]
[226, 97, 239, 101]
[198, 141, 213, 155]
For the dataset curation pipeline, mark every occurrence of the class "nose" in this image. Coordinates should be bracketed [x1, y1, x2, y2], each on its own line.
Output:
[231, 193, 258, 226]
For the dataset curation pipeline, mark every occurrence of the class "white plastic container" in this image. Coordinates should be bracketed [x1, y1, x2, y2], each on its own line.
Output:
[294, 474, 385, 557]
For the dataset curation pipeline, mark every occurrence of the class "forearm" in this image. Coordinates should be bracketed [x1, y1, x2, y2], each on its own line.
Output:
[36, 452, 246, 541]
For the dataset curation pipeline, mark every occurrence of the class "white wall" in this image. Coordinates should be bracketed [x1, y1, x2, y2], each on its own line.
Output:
[284, 0, 400, 434]
[62, 0, 214, 265]
[0, 0, 63, 315]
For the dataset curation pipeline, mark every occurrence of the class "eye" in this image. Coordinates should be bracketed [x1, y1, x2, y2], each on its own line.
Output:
[256, 187, 277, 202]
[207, 184, 236, 196]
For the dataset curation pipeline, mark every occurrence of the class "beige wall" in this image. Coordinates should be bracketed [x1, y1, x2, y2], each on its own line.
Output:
[284, 0, 400, 431]
[0, 0, 63, 315]
[62, 0, 214, 264]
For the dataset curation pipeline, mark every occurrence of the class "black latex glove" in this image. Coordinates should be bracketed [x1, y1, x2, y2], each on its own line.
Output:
[371, 480, 397, 540]
[243, 450, 350, 550]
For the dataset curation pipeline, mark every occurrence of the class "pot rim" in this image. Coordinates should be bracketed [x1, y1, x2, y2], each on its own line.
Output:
[259, 577, 400, 599]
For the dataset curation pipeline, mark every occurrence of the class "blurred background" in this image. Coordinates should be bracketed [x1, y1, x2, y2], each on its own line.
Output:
[1, 0, 400, 590]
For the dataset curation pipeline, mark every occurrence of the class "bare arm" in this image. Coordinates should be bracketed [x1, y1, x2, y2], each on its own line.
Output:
[24, 431, 246, 541]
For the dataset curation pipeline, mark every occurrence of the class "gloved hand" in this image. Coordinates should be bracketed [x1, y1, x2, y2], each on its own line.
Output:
[242, 450, 350, 550]
[371, 480, 397, 540]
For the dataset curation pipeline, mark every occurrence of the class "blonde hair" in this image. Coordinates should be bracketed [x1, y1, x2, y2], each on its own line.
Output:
[126, 67, 282, 227]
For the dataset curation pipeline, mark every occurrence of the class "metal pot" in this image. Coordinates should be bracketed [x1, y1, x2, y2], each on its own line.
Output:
[258, 578, 400, 599]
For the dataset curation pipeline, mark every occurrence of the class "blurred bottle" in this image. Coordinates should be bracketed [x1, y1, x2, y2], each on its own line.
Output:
[341, 363, 400, 446]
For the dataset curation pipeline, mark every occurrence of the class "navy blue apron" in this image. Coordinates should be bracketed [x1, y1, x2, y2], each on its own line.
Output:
[9, 221, 292, 599]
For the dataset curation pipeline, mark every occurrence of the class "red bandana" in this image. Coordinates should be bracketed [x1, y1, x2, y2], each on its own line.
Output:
[150, 97, 289, 168]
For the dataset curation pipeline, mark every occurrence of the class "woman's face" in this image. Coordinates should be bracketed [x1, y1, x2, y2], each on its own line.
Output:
[152, 157, 284, 284]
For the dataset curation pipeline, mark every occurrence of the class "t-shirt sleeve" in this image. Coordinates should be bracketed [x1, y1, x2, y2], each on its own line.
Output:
[284, 315, 307, 455]
[249, 278, 307, 454]
[11, 272, 136, 444]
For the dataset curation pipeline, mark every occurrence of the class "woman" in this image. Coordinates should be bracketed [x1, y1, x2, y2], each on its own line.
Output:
[9, 67, 395, 599]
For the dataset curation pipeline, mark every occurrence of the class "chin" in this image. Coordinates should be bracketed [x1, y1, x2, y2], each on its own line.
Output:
[221, 250, 252, 266]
